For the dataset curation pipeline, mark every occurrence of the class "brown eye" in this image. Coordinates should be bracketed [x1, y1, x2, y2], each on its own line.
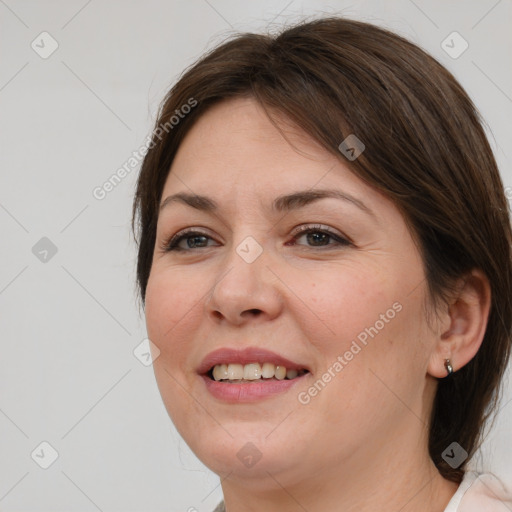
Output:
[289, 225, 352, 248]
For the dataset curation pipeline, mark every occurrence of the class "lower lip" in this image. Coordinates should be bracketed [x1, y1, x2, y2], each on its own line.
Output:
[201, 374, 307, 403]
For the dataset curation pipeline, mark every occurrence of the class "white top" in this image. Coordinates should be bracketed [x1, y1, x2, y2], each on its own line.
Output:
[443, 471, 512, 511]
[212, 472, 512, 511]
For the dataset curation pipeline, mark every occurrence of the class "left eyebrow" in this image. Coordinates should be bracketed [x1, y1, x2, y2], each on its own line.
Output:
[159, 188, 375, 218]
[271, 189, 375, 218]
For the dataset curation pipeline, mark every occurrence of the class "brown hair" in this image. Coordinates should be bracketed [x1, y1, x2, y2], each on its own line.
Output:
[132, 17, 512, 482]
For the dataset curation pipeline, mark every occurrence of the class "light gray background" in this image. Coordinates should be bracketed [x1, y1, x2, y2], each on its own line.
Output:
[1, 1, 511, 511]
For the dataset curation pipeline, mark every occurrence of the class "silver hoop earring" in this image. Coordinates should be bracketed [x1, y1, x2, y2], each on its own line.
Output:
[444, 359, 454, 376]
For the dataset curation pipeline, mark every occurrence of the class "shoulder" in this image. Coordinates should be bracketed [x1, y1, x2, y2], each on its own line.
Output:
[444, 471, 512, 511]
[212, 501, 225, 512]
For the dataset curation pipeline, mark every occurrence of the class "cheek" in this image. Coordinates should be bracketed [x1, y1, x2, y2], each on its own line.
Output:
[293, 262, 429, 384]
[144, 268, 204, 360]
[294, 266, 396, 351]
[144, 269, 208, 425]
[293, 273, 429, 437]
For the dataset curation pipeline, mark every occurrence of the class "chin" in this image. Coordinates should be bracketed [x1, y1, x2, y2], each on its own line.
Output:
[182, 423, 301, 481]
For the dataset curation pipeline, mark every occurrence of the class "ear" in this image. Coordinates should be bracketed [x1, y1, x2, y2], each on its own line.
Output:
[427, 269, 491, 378]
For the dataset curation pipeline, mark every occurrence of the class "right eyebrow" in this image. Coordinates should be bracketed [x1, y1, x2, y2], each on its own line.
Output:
[159, 192, 217, 213]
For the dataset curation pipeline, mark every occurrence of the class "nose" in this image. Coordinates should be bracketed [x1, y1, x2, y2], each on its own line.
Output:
[205, 240, 284, 326]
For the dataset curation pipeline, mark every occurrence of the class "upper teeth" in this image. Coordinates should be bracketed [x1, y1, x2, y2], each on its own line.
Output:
[212, 363, 302, 381]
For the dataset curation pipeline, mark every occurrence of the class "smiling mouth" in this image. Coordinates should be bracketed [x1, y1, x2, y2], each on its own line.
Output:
[208, 362, 309, 382]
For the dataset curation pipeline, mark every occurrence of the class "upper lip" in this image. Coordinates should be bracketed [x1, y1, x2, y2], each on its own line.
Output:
[197, 347, 310, 375]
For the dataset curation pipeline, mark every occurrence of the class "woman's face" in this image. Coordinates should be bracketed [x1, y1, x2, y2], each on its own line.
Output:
[145, 97, 438, 487]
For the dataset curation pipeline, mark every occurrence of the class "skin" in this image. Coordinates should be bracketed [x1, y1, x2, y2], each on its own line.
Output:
[144, 97, 490, 512]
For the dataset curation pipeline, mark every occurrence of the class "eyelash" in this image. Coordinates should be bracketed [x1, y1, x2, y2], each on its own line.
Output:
[161, 224, 352, 253]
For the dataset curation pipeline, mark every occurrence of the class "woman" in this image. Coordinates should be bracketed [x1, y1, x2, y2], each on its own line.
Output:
[132, 17, 512, 511]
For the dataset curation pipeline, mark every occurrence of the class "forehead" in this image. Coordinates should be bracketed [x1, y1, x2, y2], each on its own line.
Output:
[175, 98, 325, 165]
[162, 97, 363, 198]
